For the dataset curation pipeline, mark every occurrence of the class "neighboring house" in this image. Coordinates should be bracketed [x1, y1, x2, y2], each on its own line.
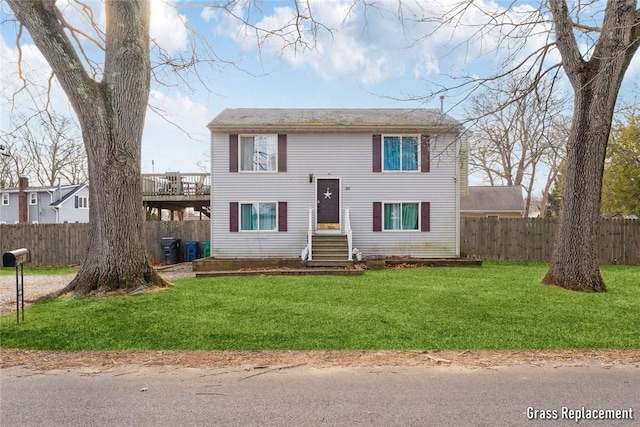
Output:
[460, 186, 525, 218]
[207, 108, 468, 261]
[0, 177, 89, 224]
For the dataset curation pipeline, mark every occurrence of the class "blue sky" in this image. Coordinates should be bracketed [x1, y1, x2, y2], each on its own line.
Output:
[1, 0, 638, 178]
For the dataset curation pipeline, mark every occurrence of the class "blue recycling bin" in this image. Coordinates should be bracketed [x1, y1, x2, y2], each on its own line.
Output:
[185, 240, 198, 262]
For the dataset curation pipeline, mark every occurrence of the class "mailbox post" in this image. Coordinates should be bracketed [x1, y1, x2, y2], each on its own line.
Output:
[2, 248, 31, 323]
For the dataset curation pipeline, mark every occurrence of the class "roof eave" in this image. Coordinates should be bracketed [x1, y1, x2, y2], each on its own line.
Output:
[207, 124, 463, 134]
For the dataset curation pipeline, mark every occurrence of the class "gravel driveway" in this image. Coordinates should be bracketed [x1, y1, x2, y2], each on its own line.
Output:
[0, 263, 195, 315]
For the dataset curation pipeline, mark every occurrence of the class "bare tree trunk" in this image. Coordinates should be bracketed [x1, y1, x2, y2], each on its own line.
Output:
[542, 94, 608, 291]
[542, 0, 640, 291]
[8, 0, 169, 295]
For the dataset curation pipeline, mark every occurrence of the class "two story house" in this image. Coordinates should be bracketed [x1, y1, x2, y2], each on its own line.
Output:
[0, 177, 89, 224]
[207, 108, 467, 263]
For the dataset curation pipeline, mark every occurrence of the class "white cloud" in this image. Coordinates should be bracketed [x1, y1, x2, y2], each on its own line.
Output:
[200, 6, 219, 23]
[150, 0, 189, 54]
[0, 34, 75, 122]
[142, 90, 210, 173]
[212, 0, 526, 85]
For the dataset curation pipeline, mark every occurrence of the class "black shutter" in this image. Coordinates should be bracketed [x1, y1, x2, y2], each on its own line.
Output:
[278, 201, 287, 232]
[372, 135, 382, 172]
[373, 202, 382, 232]
[230, 202, 239, 232]
[278, 134, 287, 172]
[421, 135, 430, 173]
[421, 202, 430, 232]
[229, 134, 238, 173]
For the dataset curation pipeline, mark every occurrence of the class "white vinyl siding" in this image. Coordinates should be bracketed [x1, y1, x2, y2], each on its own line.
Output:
[211, 132, 459, 258]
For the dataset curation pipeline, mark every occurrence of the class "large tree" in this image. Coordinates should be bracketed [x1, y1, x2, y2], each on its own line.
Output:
[466, 74, 568, 217]
[385, 0, 639, 291]
[6, 0, 325, 296]
[541, 0, 640, 291]
[1, 113, 87, 186]
[7, 0, 167, 294]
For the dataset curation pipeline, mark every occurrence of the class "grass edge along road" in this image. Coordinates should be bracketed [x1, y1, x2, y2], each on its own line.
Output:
[1, 263, 638, 351]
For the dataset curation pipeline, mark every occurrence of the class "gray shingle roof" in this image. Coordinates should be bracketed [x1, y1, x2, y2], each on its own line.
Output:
[207, 108, 462, 134]
[460, 186, 525, 213]
[49, 184, 86, 207]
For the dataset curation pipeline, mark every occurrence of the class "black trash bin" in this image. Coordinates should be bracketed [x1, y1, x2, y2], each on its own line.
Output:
[160, 237, 181, 265]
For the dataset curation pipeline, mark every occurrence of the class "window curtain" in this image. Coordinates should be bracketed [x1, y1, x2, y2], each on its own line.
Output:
[241, 203, 276, 230]
[402, 203, 419, 230]
[254, 136, 277, 171]
[384, 203, 401, 230]
[241, 203, 258, 230]
[259, 203, 277, 230]
[383, 136, 401, 170]
[402, 137, 418, 171]
[240, 137, 255, 171]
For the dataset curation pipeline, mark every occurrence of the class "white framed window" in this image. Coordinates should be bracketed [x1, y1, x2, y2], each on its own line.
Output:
[240, 202, 277, 231]
[29, 193, 38, 205]
[77, 196, 89, 209]
[383, 202, 420, 231]
[1, 193, 8, 206]
[383, 135, 419, 171]
[240, 135, 277, 171]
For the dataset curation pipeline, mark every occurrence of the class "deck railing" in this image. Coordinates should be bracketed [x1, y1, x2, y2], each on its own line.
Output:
[307, 208, 314, 261]
[142, 173, 210, 197]
[345, 208, 353, 261]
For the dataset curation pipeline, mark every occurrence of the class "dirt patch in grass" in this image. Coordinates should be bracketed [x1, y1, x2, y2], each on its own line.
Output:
[1, 348, 639, 371]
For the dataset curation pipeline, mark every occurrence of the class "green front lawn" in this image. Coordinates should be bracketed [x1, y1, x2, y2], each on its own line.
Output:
[1, 263, 638, 351]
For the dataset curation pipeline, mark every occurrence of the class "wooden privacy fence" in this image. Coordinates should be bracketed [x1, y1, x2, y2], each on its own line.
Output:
[461, 217, 640, 264]
[0, 221, 210, 266]
[1, 218, 638, 266]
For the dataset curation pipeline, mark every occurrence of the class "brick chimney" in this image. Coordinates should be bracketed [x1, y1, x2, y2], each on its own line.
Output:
[18, 177, 28, 223]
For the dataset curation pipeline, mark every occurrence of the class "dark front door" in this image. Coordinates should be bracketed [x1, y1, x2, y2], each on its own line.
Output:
[317, 178, 340, 230]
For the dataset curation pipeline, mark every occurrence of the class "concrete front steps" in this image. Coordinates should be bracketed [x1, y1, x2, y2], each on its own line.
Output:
[306, 234, 353, 267]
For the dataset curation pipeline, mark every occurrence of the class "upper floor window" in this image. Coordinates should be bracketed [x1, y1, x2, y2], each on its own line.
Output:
[1, 193, 8, 206]
[383, 135, 419, 171]
[76, 196, 88, 209]
[240, 135, 277, 172]
[29, 193, 38, 205]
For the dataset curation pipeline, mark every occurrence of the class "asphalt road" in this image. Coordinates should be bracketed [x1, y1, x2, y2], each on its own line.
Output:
[1, 364, 638, 426]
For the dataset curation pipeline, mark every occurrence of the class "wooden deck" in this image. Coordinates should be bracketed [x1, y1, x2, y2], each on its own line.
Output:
[142, 173, 210, 220]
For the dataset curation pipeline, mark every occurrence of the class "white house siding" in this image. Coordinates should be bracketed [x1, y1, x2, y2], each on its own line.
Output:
[0, 193, 18, 223]
[211, 132, 460, 258]
[57, 187, 90, 223]
[0, 187, 89, 224]
[27, 192, 57, 223]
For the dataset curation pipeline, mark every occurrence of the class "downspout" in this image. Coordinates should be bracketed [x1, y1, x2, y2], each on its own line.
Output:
[455, 133, 462, 258]
[47, 189, 59, 223]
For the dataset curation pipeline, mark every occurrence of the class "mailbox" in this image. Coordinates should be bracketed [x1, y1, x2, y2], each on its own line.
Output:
[3, 247, 30, 323]
[2, 248, 31, 267]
